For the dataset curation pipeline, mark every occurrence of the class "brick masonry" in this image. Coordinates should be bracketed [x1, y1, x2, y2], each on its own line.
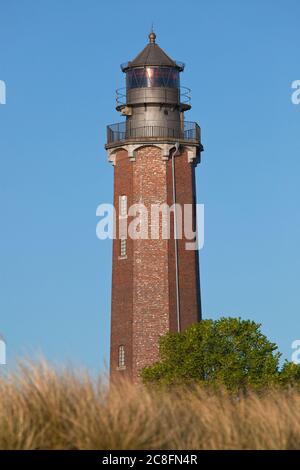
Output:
[110, 145, 201, 382]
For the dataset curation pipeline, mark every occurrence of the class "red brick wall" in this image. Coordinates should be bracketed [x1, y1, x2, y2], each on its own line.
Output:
[110, 149, 133, 382]
[167, 149, 201, 332]
[131, 146, 170, 380]
[110, 145, 201, 382]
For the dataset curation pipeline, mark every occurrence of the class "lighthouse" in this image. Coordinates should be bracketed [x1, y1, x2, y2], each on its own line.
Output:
[105, 32, 203, 381]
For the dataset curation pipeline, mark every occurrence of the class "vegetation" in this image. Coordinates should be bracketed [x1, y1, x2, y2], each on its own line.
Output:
[142, 318, 300, 390]
[1, 360, 300, 450]
[1, 318, 299, 449]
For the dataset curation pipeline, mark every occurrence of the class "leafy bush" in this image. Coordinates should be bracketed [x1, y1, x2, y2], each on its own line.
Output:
[142, 317, 300, 390]
[280, 360, 300, 386]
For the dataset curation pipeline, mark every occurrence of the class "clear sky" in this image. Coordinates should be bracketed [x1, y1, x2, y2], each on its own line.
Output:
[0, 0, 299, 374]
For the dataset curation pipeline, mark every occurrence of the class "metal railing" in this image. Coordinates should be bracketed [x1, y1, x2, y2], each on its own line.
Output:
[116, 86, 191, 107]
[106, 121, 200, 145]
[116, 88, 126, 107]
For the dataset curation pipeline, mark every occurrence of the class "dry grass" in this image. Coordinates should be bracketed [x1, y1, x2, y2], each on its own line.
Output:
[0, 360, 300, 450]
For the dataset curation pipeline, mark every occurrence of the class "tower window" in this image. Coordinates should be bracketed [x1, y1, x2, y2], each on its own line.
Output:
[118, 345, 125, 369]
[126, 67, 179, 89]
[120, 239, 127, 258]
[120, 195, 127, 217]
[119, 195, 127, 259]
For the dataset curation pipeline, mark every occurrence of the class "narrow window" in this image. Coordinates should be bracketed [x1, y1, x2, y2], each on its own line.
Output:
[120, 195, 127, 217]
[119, 194, 127, 258]
[119, 195, 127, 258]
[118, 345, 125, 368]
[120, 239, 127, 257]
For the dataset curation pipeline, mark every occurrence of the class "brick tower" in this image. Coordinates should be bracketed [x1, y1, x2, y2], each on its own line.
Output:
[105, 32, 203, 381]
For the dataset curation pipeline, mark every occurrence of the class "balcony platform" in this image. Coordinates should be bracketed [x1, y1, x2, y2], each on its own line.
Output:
[105, 121, 202, 150]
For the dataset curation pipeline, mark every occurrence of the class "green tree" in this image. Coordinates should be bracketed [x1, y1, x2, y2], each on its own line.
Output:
[142, 318, 281, 391]
[279, 360, 300, 386]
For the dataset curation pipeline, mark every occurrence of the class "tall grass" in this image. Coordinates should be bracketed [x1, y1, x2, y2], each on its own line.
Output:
[0, 360, 300, 450]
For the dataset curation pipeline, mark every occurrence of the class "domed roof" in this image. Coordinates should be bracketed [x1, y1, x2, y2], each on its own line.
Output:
[121, 33, 184, 71]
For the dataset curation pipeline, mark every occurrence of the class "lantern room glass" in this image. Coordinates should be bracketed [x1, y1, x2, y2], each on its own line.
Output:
[126, 67, 180, 89]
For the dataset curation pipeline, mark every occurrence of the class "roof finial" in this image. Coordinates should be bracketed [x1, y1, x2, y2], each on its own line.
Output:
[149, 23, 156, 43]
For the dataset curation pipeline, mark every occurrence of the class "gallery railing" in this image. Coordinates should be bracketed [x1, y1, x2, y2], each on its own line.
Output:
[106, 121, 200, 145]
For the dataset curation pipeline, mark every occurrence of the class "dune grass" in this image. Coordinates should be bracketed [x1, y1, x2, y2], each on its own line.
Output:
[0, 360, 300, 450]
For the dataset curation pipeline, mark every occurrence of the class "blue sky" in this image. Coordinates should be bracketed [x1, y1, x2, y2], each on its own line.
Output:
[0, 0, 299, 374]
